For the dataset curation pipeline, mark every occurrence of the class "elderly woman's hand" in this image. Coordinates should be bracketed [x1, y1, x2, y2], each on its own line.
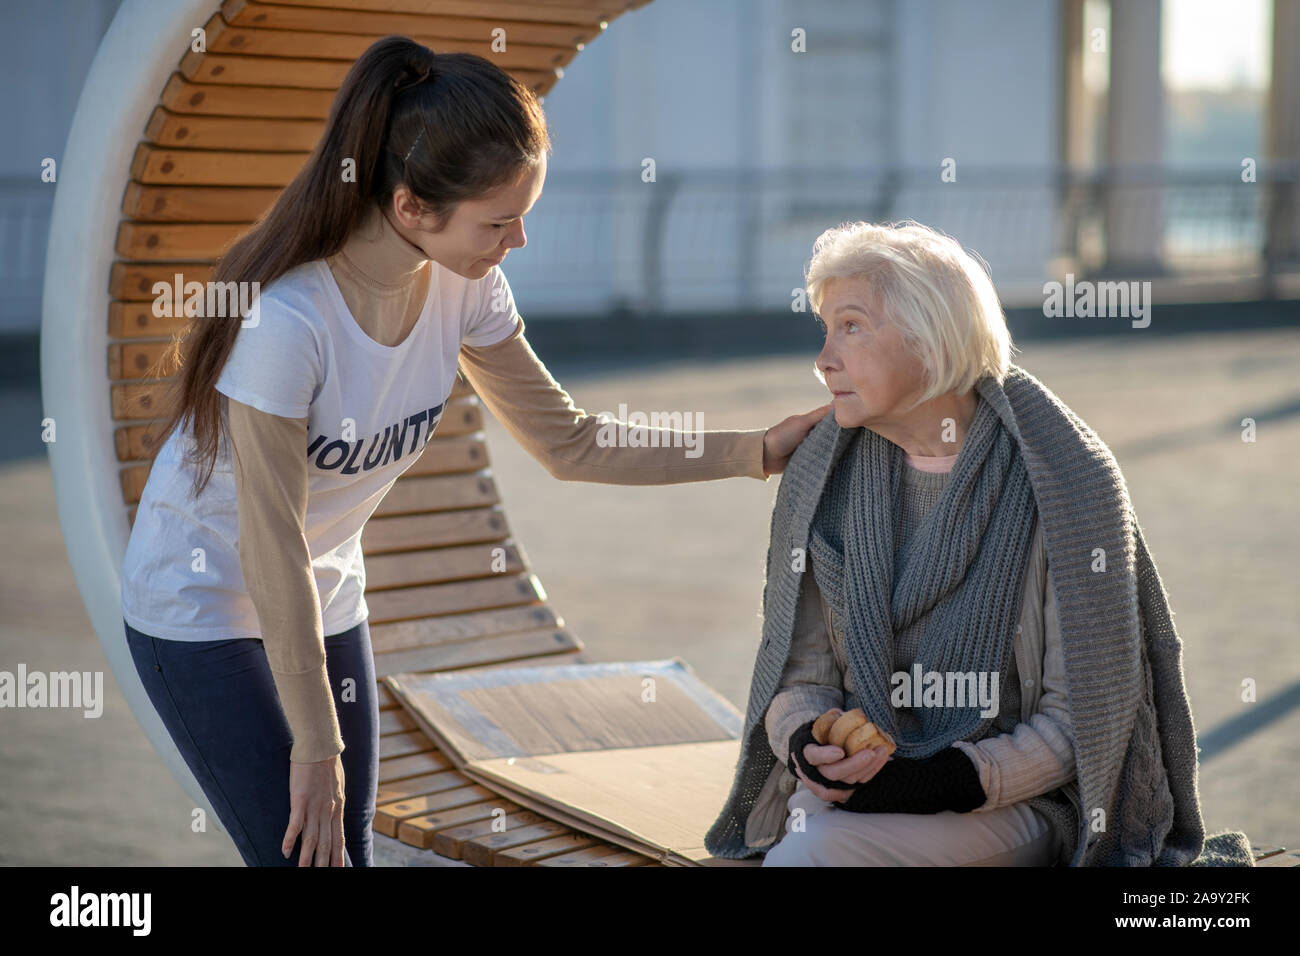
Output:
[762, 405, 832, 477]
[829, 748, 987, 815]
[787, 719, 891, 802]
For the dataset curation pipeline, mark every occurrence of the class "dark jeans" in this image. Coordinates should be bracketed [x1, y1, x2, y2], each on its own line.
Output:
[124, 617, 379, 866]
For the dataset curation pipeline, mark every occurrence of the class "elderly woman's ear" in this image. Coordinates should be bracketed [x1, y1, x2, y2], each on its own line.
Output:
[761, 404, 831, 476]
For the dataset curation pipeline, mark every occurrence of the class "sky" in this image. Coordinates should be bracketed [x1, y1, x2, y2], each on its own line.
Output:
[1163, 0, 1271, 90]
[1084, 0, 1272, 92]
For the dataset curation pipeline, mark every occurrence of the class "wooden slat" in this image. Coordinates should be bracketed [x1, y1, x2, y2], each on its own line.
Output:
[144, 106, 322, 152]
[108, 347, 178, 384]
[377, 750, 450, 783]
[547, 849, 650, 867]
[461, 820, 570, 866]
[394, 798, 524, 849]
[494, 832, 601, 865]
[365, 540, 522, 590]
[373, 769, 461, 806]
[112, 383, 172, 423]
[161, 73, 335, 118]
[124, 181, 280, 221]
[532, 845, 624, 866]
[111, 263, 212, 301]
[431, 810, 548, 859]
[180, 48, 558, 92]
[180, 49, 352, 89]
[115, 424, 167, 462]
[374, 784, 497, 838]
[371, 627, 580, 677]
[204, 16, 576, 71]
[378, 707, 417, 735]
[472, 650, 590, 669]
[116, 222, 246, 260]
[120, 465, 148, 509]
[362, 505, 503, 558]
[378, 730, 430, 760]
[108, 343, 178, 382]
[368, 603, 554, 654]
[364, 571, 542, 623]
[404, 434, 489, 477]
[251, 0, 632, 26]
[131, 143, 308, 187]
[428, 398, 483, 437]
[109, 300, 189, 338]
[222, 0, 605, 41]
[371, 471, 499, 516]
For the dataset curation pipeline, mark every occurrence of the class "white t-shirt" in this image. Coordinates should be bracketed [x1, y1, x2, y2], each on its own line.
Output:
[121, 257, 520, 641]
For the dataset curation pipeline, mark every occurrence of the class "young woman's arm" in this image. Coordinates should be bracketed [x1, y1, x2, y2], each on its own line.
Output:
[228, 399, 344, 764]
[458, 318, 814, 484]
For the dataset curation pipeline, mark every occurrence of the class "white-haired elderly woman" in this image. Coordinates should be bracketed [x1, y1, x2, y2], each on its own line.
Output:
[704, 220, 1252, 867]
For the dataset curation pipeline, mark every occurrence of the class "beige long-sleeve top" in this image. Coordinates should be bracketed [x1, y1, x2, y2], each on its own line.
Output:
[228, 293, 770, 763]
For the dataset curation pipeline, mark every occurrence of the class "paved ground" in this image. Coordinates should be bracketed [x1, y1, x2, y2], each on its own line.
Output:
[1, 326, 1297, 865]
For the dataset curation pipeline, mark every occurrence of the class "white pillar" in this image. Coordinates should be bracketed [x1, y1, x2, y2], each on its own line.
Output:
[1267, 0, 1300, 266]
[1104, 0, 1164, 273]
[1060, 0, 1089, 168]
[1056, 0, 1089, 269]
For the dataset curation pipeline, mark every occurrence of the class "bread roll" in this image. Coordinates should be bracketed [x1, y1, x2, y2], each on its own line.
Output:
[811, 708, 843, 745]
[826, 708, 868, 750]
[843, 721, 897, 758]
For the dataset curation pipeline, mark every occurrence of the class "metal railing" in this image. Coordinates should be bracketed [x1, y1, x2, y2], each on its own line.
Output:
[4, 165, 1296, 332]
[0, 178, 54, 334]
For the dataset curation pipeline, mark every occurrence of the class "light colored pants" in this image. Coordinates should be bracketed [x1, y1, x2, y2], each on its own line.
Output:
[762, 781, 1059, 867]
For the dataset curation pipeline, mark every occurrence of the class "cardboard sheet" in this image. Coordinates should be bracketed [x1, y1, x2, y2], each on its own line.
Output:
[462, 741, 744, 866]
[385, 658, 758, 866]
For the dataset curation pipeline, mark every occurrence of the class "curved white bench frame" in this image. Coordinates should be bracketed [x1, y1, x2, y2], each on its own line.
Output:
[43, 0, 234, 826]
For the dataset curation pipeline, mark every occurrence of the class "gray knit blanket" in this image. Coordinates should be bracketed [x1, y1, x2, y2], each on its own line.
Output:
[703, 364, 1254, 866]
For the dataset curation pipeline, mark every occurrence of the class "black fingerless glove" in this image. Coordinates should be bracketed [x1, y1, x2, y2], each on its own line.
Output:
[786, 720, 852, 790]
[832, 746, 986, 815]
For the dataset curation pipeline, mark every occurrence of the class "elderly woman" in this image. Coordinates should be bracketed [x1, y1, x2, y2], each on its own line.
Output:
[704, 220, 1247, 867]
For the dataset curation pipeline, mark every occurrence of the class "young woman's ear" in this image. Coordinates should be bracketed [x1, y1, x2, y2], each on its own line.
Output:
[389, 185, 425, 230]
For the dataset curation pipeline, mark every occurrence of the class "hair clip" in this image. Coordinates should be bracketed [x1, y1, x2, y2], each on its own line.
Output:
[403, 126, 426, 163]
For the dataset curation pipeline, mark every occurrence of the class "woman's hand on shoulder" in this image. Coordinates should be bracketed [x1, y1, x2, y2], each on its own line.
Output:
[762, 404, 832, 476]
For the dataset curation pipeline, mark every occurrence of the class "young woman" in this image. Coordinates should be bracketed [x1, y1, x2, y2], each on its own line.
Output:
[120, 37, 828, 868]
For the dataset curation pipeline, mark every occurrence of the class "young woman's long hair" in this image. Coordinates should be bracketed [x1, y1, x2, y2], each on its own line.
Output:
[148, 36, 551, 498]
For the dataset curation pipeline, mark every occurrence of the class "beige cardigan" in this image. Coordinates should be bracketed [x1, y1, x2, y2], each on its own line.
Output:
[228, 311, 769, 763]
[746, 512, 1078, 848]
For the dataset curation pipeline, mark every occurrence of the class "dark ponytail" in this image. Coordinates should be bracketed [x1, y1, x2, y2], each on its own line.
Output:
[149, 36, 551, 498]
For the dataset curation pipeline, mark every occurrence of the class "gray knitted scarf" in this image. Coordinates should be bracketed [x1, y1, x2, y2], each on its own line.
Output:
[704, 364, 1255, 866]
[808, 394, 1036, 756]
